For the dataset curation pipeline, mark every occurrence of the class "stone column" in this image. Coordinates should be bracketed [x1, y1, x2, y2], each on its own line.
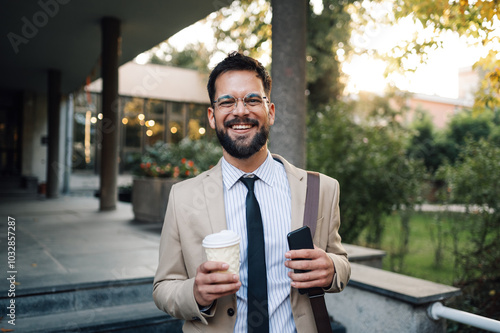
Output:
[99, 17, 120, 211]
[270, 0, 307, 168]
[46, 69, 61, 198]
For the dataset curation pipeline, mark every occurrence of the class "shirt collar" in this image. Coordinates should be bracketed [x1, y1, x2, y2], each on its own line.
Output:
[222, 151, 276, 190]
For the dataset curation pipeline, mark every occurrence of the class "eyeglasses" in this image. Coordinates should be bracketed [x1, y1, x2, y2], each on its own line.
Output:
[213, 93, 270, 114]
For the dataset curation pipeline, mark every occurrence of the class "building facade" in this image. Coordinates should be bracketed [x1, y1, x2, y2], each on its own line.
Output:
[75, 62, 213, 174]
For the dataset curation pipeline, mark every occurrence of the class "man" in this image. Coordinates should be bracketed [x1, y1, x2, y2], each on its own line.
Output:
[153, 52, 350, 333]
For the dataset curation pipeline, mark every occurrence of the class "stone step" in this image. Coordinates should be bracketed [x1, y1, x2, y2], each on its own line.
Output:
[0, 277, 184, 332]
[5, 301, 183, 333]
[7, 278, 154, 318]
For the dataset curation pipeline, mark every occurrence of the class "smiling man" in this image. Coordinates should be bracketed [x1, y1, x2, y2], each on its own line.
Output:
[153, 52, 351, 333]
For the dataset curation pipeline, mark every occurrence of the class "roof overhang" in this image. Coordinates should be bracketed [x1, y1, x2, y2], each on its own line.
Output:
[0, 0, 232, 94]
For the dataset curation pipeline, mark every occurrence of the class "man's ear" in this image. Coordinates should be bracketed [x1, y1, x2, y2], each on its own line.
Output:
[208, 107, 216, 129]
[268, 103, 275, 126]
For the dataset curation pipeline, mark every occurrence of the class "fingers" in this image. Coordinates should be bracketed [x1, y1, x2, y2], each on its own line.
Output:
[194, 261, 241, 307]
[284, 245, 321, 260]
[199, 261, 230, 273]
[287, 266, 332, 290]
[284, 248, 335, 289]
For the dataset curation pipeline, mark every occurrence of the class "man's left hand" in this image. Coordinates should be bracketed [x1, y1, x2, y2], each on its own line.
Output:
[284, 246, 335, 290]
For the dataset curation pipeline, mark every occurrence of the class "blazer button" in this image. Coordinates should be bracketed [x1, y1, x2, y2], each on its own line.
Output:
[227, 308, 235, 316]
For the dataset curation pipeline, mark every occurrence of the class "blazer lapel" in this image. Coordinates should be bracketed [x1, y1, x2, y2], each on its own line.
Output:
[202, 159, 227, 234]
[272, 154, 307, 231]
[203, 154, 307, 234]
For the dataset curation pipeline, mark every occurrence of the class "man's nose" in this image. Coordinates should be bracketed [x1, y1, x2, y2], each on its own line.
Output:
[233, 98, 249, 116]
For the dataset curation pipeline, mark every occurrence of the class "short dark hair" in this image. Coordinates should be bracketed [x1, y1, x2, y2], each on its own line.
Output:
[207, 51, 272, 107]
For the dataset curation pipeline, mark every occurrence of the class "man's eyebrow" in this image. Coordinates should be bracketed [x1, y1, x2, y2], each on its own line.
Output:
[216, 94, 233, 100]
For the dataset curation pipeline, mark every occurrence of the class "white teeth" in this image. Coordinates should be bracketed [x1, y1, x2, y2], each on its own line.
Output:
[232, 124, 252, 130]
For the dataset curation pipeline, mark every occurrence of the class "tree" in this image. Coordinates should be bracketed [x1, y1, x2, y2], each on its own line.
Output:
[473, 50, 500, 111]
[208, 0, 272, 62]
[306, 0, 353, 107]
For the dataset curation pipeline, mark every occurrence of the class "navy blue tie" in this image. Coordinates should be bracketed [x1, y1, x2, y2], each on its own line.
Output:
[240, 176, 269, 333]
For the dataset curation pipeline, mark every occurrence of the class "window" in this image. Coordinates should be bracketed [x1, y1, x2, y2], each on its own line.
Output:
[169, 102, 185, 144]
[145, 99, 165, 146]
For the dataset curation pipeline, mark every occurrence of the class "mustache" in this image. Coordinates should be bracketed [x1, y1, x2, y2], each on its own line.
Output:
[223, 118, 259, 127]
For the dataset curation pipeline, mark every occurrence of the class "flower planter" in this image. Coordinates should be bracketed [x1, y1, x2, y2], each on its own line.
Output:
[132, 177, 180, 223]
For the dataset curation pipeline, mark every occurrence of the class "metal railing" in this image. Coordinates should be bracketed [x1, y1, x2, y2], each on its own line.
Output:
[428, 302, 500, 333]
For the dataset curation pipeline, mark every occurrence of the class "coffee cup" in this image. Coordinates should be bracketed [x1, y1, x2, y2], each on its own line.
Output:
[202, 230, 241, 274]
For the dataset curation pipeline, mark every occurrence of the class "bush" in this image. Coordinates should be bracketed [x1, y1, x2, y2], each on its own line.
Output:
[133, 138, 222, 179]
[436, 138, 500, 328]
[307, 100, 425, 245]
[406, 109, 497, 177]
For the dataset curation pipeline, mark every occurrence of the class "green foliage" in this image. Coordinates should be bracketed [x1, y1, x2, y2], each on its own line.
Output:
[406, 108, 499, 176]
[390, 0, 499, 42]
[447, 110, 492, 147]
[307, 95, 425, 245]
[473, 50, 500, 111]
[435, 138, 500, 327]
[406, 110, 445, 174]
[168, 137, 223, 172]
[148, 43, 211, 72]
[209, 0, 272, 62]
[360, 211, 461, 284]
[133, 138, 222, 178]
[306, 0, 353, 106]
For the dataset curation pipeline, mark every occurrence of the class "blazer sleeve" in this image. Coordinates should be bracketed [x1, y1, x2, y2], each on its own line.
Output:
[319, 175, 351, 293]
[152, 185, 211, 324]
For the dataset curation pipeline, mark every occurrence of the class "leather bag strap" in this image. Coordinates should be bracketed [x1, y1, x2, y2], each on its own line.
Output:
[304, 171, 320, 238]
[304, 171, 333, 333]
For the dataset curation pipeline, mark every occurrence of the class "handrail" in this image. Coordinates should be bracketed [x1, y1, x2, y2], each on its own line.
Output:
[428, 302, 500, 333]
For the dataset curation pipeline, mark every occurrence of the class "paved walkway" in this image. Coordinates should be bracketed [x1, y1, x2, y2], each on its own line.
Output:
[0, 195, 161, 295]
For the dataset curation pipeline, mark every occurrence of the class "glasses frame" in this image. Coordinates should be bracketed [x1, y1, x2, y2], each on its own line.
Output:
[212, 93, 270, 114]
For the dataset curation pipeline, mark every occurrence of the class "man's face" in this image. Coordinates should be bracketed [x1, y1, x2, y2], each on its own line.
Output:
[208, 70, 275, 159]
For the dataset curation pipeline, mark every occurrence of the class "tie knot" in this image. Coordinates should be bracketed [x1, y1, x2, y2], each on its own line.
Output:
[240, 175, 258, 191]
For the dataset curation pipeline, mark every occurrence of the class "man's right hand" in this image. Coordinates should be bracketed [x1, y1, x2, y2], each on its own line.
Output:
[194, 261, 241, 307]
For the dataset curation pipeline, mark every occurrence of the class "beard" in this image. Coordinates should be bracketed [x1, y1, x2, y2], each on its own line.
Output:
[215, 117, 269, 159]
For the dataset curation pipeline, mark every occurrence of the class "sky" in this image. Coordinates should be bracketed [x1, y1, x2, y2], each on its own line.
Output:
[343, 21, 489, 99]
[135, 1, 494, 100]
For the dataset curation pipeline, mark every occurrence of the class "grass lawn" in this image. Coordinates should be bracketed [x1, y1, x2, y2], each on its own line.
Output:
[354, 210, 470, 285]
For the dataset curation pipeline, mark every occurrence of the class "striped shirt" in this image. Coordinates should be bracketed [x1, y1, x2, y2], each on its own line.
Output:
[222, 152, 296, 333]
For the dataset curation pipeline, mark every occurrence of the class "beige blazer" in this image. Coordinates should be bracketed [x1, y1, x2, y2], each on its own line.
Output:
[153, 154, 351, 333]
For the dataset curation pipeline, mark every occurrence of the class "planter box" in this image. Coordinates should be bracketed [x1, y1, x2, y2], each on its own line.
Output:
[132, 177, 179, 223]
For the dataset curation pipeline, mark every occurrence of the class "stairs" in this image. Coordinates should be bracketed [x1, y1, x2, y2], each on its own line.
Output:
[0, 277, 183, 332]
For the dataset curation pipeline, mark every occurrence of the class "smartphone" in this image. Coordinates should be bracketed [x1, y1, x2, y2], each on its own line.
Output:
[287, 226, 314, 294]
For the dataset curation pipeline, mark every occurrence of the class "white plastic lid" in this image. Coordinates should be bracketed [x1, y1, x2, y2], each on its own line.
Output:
[202, 230, 240, 248]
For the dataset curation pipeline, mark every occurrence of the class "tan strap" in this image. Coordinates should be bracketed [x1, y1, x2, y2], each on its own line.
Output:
[304, 171, 333, 333]
[304, 171, 320, 237]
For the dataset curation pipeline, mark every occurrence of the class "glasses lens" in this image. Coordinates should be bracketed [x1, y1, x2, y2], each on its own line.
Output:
[216, 96, 236, 113]
[244, 95, 264, 111]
